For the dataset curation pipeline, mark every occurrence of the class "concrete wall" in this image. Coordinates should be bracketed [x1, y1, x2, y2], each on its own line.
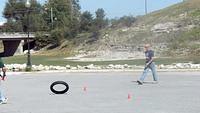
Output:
[15, 40, 24, 55]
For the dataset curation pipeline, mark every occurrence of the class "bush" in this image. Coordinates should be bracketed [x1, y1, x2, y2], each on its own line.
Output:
[111, 15, 136, 28]
[50, 28, 65, 46]
[35, 29, 64, 49]
[35, 32, 51, 49]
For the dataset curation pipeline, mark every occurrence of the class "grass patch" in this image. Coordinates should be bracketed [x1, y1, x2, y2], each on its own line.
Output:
[2, 55, 200, 66]
[190, 9, 200, 17]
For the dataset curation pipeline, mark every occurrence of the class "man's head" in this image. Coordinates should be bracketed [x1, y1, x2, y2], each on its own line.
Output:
[144, 44, 151, 51]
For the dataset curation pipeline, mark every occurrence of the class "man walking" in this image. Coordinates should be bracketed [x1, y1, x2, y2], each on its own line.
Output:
[0, 58, 7, 104]
[137, 44, 158, 85]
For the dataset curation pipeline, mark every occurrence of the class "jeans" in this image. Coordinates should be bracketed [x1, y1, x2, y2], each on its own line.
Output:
[139, 62, 158, 82]
[0, 80, 5, 101]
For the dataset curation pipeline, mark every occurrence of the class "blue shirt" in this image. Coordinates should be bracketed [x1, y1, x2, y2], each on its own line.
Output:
[145, 50, 154, 63]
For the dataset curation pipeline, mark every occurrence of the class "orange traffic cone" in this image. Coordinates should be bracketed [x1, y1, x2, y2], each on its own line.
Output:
[83, 86, 87, 92]
[128, 93, 131, 100]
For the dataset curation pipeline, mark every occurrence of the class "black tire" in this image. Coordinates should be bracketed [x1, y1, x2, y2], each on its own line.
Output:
[50, 81, 69, 94]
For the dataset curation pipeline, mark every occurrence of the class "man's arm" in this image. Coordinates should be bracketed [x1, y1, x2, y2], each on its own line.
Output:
[145, 51, 154, 68]
[145, 57, 154, 67]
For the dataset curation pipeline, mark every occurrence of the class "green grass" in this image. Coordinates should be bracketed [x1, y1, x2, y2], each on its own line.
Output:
[168, 27, 200, 55]
[2, 55, 200, 66]
[190, 9, 200, 17]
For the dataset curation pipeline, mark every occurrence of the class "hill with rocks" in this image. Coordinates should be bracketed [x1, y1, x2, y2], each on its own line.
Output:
[69, 0, 200, 61]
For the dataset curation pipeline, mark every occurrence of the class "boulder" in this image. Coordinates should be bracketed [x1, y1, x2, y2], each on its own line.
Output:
[66, 65, 71, 69]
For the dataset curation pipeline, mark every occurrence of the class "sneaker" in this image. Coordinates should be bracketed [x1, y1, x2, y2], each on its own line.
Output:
[2, 76, 6, 81]
[137, 80, 143, 85]
[0, 98, 8, 104]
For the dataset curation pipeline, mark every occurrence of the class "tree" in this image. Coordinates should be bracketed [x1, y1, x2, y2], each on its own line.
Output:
[111, 15, 136, 28]
[70, 0, 81, 38]
[96, 8, 105, 20]
[80, 11, 93, 32]
[35, 0, 81, 48]
[94, 8, 107, 30]
[85, 8, 108, 41]
[3, 0, 46, 32]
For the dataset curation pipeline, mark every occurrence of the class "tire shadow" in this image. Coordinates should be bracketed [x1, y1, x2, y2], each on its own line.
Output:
[49, 93, 69, 95]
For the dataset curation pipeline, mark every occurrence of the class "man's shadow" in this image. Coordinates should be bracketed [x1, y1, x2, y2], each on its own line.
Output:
[132, 80, 157, 84]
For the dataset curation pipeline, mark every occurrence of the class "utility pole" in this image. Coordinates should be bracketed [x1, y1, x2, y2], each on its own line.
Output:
[69, 0, 73, 20]
[50, 7, 53, 28]
[145, 0, 148, 15]
[25, 0, 32, 71]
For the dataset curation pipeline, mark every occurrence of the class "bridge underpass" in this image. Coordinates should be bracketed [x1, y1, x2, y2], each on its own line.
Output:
[0, 33, 35, 56]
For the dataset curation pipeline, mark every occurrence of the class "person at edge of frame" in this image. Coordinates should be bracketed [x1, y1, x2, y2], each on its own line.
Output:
[0, 58, 7, 104]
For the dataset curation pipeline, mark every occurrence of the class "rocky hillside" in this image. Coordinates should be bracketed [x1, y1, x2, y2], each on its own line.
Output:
[68, 0, 200, 61]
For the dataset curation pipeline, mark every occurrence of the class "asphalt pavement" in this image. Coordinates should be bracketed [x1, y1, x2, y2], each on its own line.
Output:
[0, 71, 200, 113]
